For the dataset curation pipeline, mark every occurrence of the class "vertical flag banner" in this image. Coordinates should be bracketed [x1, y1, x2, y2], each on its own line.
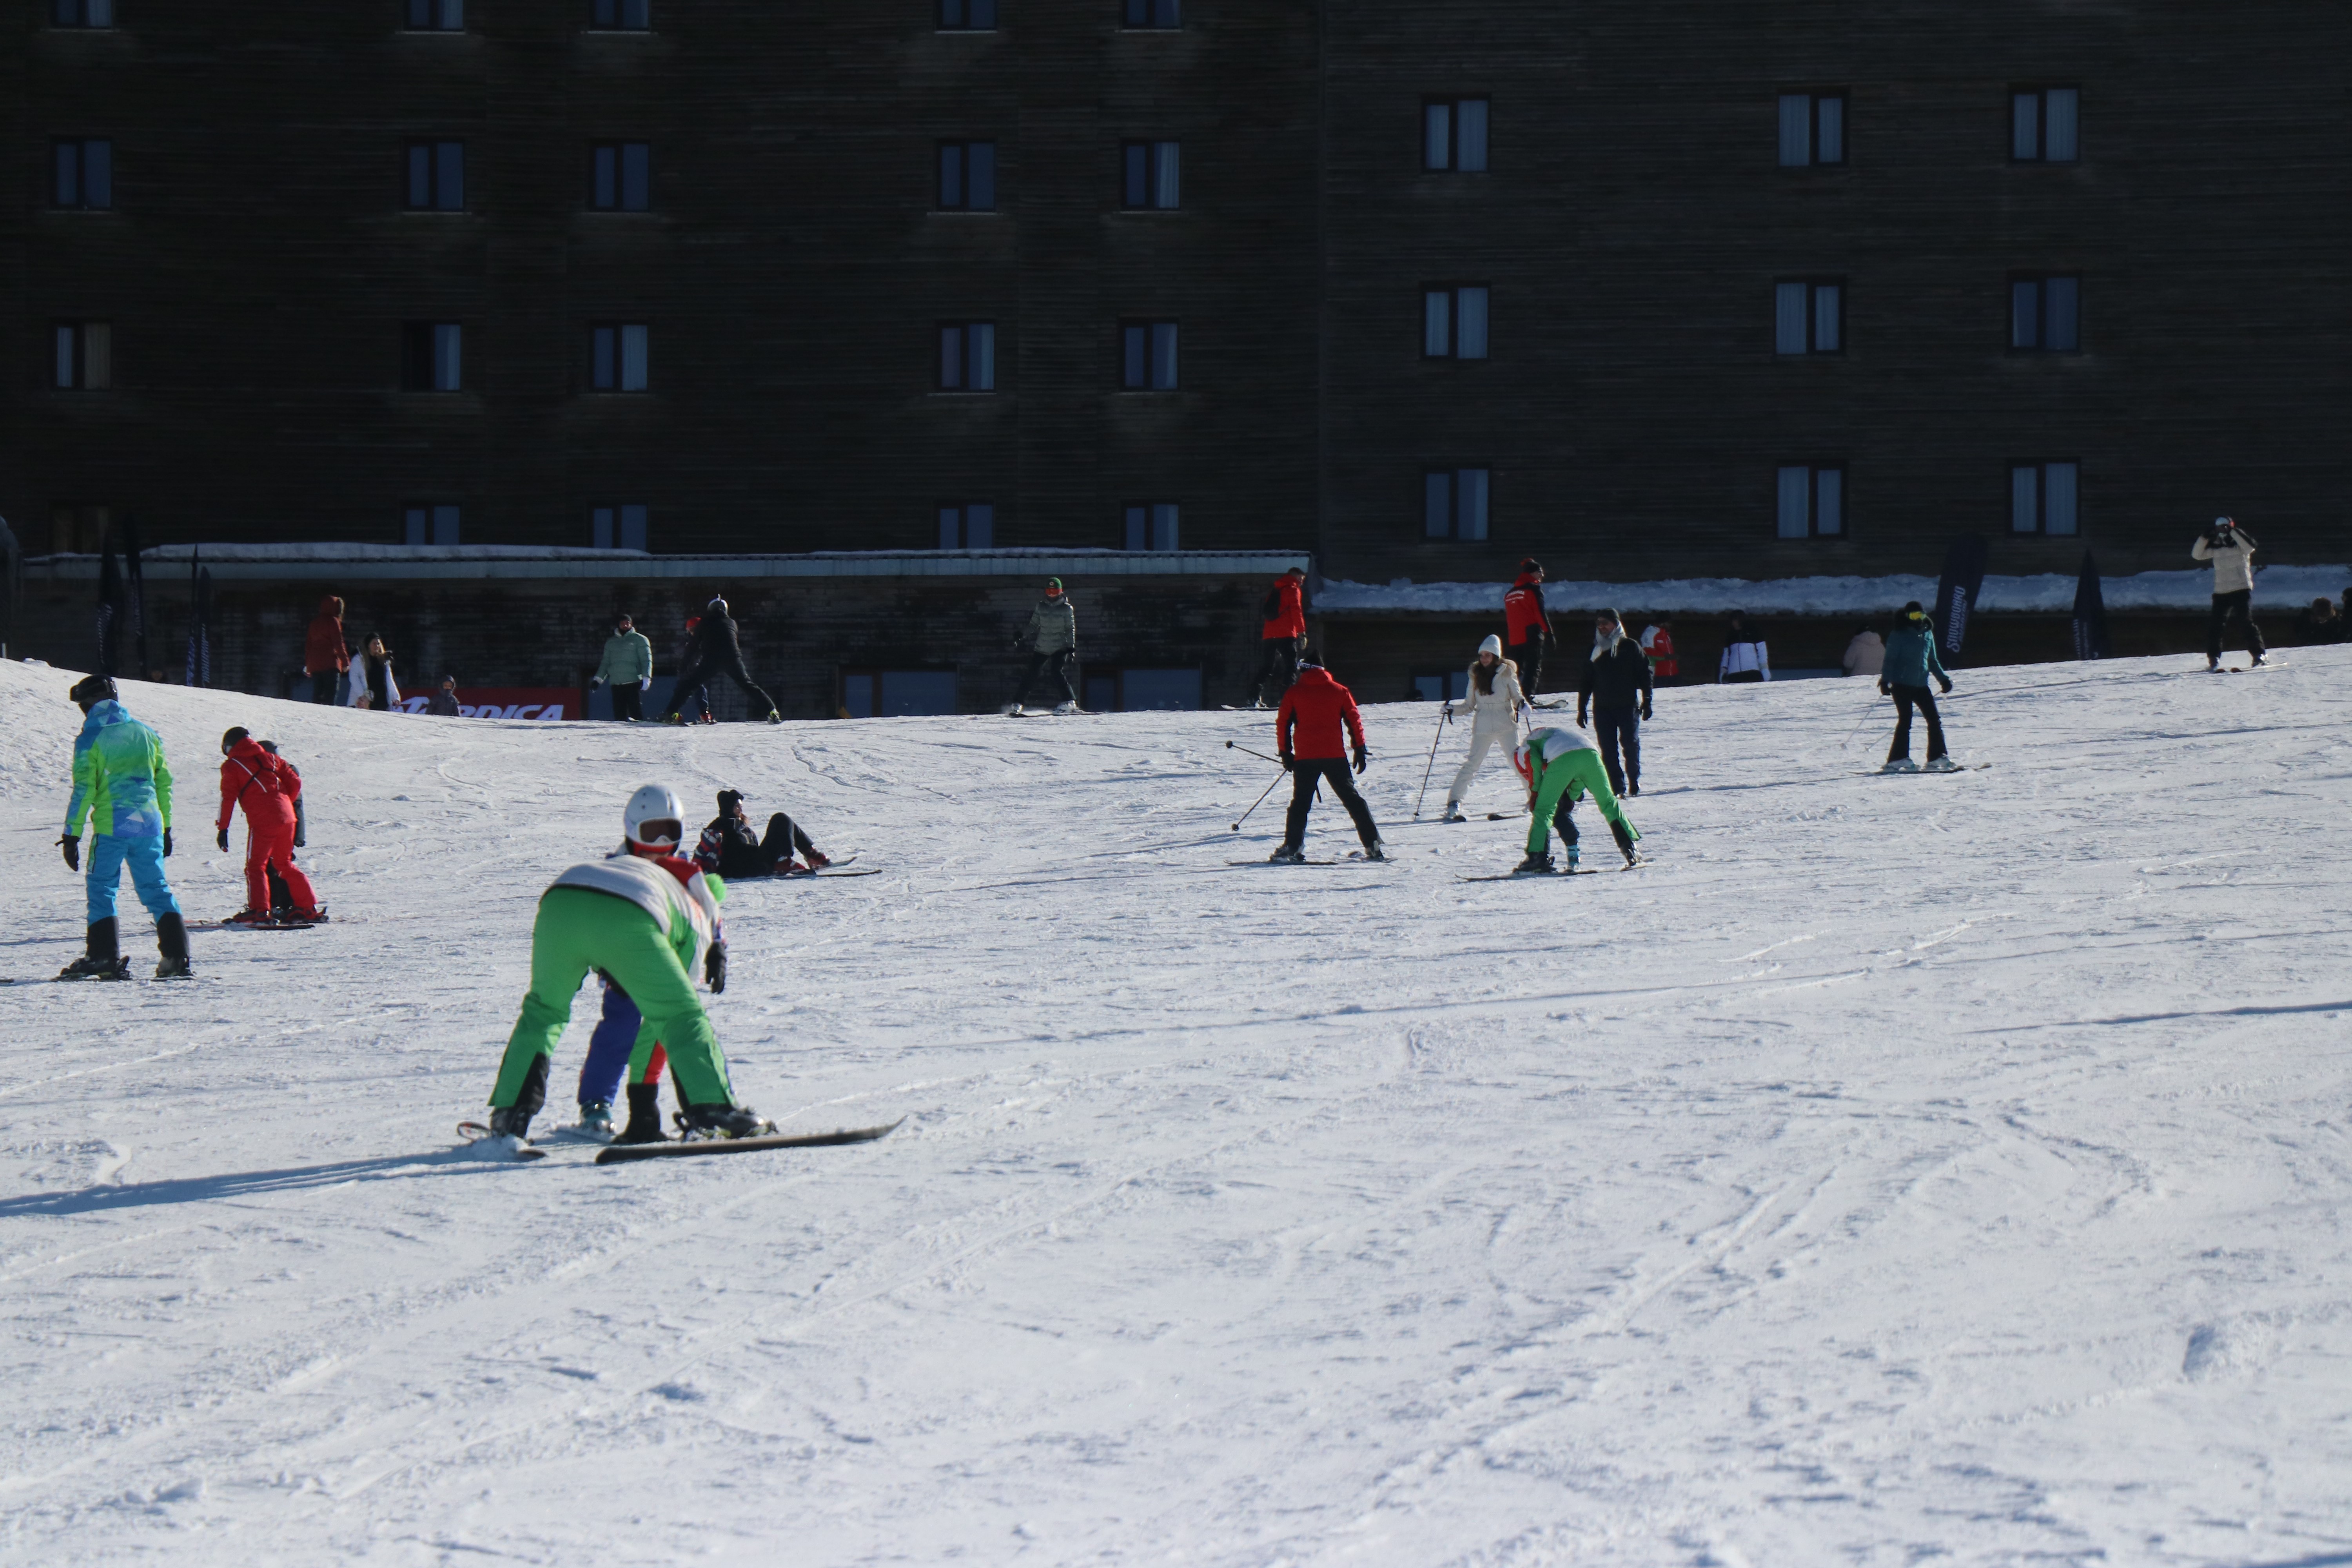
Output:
[2072, 550, 2111, 661]
[96, 534, 123, 675]
[185, 547, 213, 688]
[1931, 535, 1989, 664]
[123, 516, 148, 678]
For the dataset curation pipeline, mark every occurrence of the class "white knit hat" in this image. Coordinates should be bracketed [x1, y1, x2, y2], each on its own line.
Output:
[1478, 633, 1503, 657]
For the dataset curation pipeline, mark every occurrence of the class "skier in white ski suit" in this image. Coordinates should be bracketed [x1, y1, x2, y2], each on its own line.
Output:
[1440, 635, 1530, 822]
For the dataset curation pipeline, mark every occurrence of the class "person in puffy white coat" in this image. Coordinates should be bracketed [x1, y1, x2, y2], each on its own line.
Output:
[1439, 635, 1528, 821]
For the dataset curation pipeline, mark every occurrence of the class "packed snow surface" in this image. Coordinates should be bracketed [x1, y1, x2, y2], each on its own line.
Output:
[2, 652, 2348, 1566]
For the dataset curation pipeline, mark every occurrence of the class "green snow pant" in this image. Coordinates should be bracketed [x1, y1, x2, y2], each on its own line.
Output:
[1528, 749, 1638, 857]
[490, 887, 733, 1112]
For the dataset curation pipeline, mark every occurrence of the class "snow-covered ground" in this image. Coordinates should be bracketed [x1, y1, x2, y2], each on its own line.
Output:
[2, 650, 2348, 1567]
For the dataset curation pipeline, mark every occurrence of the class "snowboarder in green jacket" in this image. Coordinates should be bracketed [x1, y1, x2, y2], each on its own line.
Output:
[1878, 602, 1958, 773]
[59, 675, 192, 980]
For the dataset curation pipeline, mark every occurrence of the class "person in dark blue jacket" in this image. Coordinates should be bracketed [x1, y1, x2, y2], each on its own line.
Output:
[1878, 602, 1956, 773]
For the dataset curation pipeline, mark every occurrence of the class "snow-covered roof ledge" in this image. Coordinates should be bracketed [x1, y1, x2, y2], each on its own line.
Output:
[1316, 567, 2352, 617]
[25, 545, 1314, 583]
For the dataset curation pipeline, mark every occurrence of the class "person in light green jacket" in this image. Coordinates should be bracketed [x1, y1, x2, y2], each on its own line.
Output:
[590, 613, 655, 721]
[58, 674, 192, 980]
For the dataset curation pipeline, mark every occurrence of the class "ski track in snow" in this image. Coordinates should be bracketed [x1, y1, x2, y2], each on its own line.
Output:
[0, 652, 2348, 1565]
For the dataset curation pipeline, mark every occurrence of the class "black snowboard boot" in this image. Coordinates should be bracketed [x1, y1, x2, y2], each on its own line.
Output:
[1610, 819, 1641, 867]
[678, 1102, 777, 1141]
[59, 918, 131, 981]
[488, 1105, 533, 1141]
[1515, 851, 1555, 875]
[613, 1082, 670, 1145]
[154, 913, 193, 980]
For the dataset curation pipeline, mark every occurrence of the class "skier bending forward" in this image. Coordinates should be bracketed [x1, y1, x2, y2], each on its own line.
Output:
[1514, 725, 1641, 873]
[483, 784, 773, 1150]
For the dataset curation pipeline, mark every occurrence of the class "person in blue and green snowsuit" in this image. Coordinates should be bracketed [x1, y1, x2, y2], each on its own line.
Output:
[59, 675, 193, 980]
[1878, 601, 1958, 773]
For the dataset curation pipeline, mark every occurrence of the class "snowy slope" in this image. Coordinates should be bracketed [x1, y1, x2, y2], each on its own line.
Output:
[1, 651, 2348, 1567]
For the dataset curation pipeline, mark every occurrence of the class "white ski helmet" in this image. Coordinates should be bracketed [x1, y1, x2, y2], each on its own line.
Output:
[622, 783, 686, 848]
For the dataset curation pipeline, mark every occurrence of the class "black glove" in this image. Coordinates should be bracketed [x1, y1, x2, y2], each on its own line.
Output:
[1878, 681, 1891, 696]
[704, 942, 727, 994]
[163, 828, 174, 857]
[1576, 707, 1588, 728]
[1938, 676, 1953, 695]
[1641, 702, 1653, 721]
[216, 827, 230, 853]
[1279, 752, 1296, 771]
[59, 835, 79, 873]
[1352, 744, 1369, 775]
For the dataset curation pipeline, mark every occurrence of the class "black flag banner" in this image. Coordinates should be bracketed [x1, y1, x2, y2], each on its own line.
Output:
[2072, 550, 2111, 661]
[185, 547, 214, 688]
[1931, 535, 1989, 665]
[96, 534, 123, 675]
[123, 516, 148, 678]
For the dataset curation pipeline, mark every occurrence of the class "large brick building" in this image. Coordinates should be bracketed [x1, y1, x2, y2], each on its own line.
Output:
[5, 1, 2344, 705]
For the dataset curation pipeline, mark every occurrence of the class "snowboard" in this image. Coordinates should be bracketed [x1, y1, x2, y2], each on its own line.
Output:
[1227, 854, 1390, 867]
[191, 918, 319, 931]
[2207, 662, 2281, 673]
[455, 1122, 548, 1161]
[594, 1116, 905, 1165]
[1459, 868, 1599, 881]
[1865, 762, 1992, 777]
[775, 855, 876, 878]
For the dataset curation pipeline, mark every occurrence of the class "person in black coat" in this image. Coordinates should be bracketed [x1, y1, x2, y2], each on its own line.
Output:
[1575, 608, 1655, 797]
[659, 597, 781, 724]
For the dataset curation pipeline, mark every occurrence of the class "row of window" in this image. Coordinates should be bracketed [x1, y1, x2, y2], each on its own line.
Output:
[1776, 276, 2084, 356]
[1779, 87, 2080, 165]
[1776, 461, 2080, 537]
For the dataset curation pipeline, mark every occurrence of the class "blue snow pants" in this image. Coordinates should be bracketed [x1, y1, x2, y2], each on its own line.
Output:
[576, 980, 665, 1107]
[87, 833, 181, 924]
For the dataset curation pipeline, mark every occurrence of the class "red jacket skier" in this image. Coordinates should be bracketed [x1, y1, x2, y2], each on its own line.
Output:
[1503, 559, 1555, 696]
[1251, 566, 1311, 706]
[1269, 660, 1385, 861]
[214, 728, 322, 923]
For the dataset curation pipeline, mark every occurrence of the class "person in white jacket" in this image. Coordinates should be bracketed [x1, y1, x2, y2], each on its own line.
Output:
[1439, 635, 1528, 822]
[2192, 517, 2267, 670]
[1718, 612, 1771, 683]
[347, 635, 401, 711]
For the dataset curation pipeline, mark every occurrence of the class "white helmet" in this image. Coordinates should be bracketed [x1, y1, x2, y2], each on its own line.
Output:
[622, 783, 686, 848]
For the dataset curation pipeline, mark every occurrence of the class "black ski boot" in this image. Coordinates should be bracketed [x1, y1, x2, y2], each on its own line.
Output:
[1515, 851, 1555, 875]
[1268, 844, 1306, 864]
[488, 1105, 533, 1141]
[613, 1082, 670, 1145]
[59, 918, 132, 981]
[154, 913, 194, 980]
[677, 1102, 777, 1141]
[1610, 819, 1641, 867]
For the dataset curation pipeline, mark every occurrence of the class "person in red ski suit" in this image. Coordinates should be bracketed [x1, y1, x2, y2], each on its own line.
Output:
[1252, 566, 1309, 706]
[1504, 559, 1555, 699]
[214, 727, 322, 922]
[1271, 658, 1386, 861]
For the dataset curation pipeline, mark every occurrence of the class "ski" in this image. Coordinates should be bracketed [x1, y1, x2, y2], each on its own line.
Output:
[190, 919, 318, 932]
[455, 1122, 547, 1161]
[1226, 858, 1390, 867]
[1863, 762, 1992, 777]
[594, 1117, 905, 1165]
[789, 867, 882, 878]
[1459, 869, 1598, 882]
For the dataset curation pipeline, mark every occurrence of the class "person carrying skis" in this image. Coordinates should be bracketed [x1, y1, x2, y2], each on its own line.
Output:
[1878, 601, 1958, 773]
[695, 788, 832, 878]
[1008, 577, 1080, 713]
[1272, 655, 1387, 862]
[591, 612, 655, 721]
[303, 595, 348, 705]
[1504, 559, 1555, 699]
[1513, 724, 1641, 874]
[660, 597, 781, 723]
[214, 726, 324, 925]
[1440, 634, 1527, 822]
[58, 675, 192, 980]
[484, 784, 769, 1149]
[2193, 517, 2267, 670]
[1577, 608, 1654, 797]
[1251, 566, 1309, 707]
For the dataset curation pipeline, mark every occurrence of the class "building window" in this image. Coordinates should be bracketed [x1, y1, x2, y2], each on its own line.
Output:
[51, 139, 113, 210]
[937, 142, 997, 211]
[1121, 141, 1180, 209]
[1123, 502, 1180, 550]
[401, 323, 463, 391]
[1121, 0, 1179, 29]
[1412, 670, 1471, 703]
[52, 322, 112, 390]
[1424, 98, 1489, 172]
[592, 504, 649, 550]
[590, 0, 649, 28]
[1423, 468, 1489, 541]
[938, 502, 995, 549]
[50, 503, 111, 555]
[937, 0, 997, 28]
[1121, 321, 1178, 389]
[2011, 275, 2081, 352]
[404, 0, 465, 30]
[2012, 87, 2079, 162]
[1776, 465, 1845, 539]
[938, 322, 996, 391]
[1423, 285, 1489, 359]
[405, 141, 465, 211]
[591, 323, 650, 391]
[1774, 280, 1843, 355]
[403, 503, 462, 545]
[52, 0, 114, 27]
[2010, 462, 2078, 536]
[591, 143, 651, 210]
[1777, 93, 1846, 167]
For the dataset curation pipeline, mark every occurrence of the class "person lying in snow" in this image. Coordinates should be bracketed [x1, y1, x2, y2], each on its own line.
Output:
[694, 788, 831, 878]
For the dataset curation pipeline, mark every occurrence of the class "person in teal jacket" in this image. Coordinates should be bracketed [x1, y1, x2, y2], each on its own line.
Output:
[59, 675, 192, 980]
[1878, 601, 1958, 773]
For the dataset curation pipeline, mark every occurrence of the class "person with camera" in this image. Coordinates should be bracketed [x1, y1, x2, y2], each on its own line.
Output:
[2193, 517, 2267, 671]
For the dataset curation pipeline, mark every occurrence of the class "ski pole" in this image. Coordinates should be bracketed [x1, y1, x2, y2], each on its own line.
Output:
[1232, 768, 1286, 832]
[1225, 740, 1284, 766]
[1412, 706, 1449, 819]
[1838, 687, 1885, 749]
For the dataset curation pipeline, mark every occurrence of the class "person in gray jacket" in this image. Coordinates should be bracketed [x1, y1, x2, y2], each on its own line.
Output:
[1006, 577, 1081, 713]
[591, 613, 656, 721]
[2193, 517, 2267, 670]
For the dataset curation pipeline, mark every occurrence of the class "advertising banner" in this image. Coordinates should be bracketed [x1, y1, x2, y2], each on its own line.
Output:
[397, 687, 577, 720]
[1931, 535, 1989, 663]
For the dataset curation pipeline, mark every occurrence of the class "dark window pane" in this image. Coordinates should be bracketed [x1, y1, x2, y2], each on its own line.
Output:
[2011, 280, 2041, 348]
[1424, 290, 1450, 357]
[1123, 325, 1146, 388]
[1774, 282, 1806, 354]
[1813, 468, 1842, 536]
[1815, 96, 1844, 163]
[405, 506, 429, 544]
[1457, 469, 1488, 540]
[969, 323, 994, 390]
[939, 144, 964, 207]
[1779, 95, 1810, 167]
[621, 0, 648, 26]
[967, 142, 995, 209]
[1124, 505, 1147, 550]
[592, 145, 617, 208]
[593, 0, 616, 23]
[621, 142, 650, 209]
[1456, 100, 1487, 172]
[1152, 141, 1178, 207]
[2012, 92, 2039, 159]
[2046, 276, 2079, 350]
[2046, 88, 2079, 161]
[939, 506, 961, 549]
[1123, 143, 1148, 207]
[440, 0, 465, 27]
[967, 503, 993, 548]
[408, 0, 431, 25]
[1425, 472, 1452, 538]
[436, 142, 464, 209]
[1424, 103, 1450, 171]
[969, 0, 995, 26]
[407, 144, 431, 207]
[2045, 463, 2077, 534]
[1153, 0, 1178, 27]
[85, 141, 111, 208]
[1778, 468, 1810, 538]
[940, 325, 964, 389]
[433, 323, 462, 390]
[1812, 283, 1840, 353]
[1150, 321, 1178, 388]
[1123, 0, 1146, 23]
[1150, 503, 1179, 551]
[1457, 286, 1488, 358]
[593, 325, 616, 389]
[940, 0, 964, 25]
[54, 143, 78, 207]
[2011, 467, 2038, 533]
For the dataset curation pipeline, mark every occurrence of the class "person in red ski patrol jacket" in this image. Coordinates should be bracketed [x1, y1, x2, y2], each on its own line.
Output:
[1639, 617, 1679, 685]
[214, 727, 324, 924]
[1504, 559, 1555, 698]
[1251, 566, 1310, 707]
[1270, 655, 1387, 862]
